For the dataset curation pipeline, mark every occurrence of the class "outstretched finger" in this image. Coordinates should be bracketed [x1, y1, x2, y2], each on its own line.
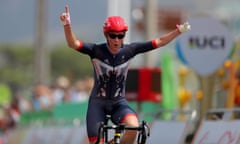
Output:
[65, 5, 69, 14]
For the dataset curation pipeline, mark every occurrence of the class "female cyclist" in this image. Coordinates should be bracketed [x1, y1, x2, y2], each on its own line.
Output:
[60, 5, 190, 144]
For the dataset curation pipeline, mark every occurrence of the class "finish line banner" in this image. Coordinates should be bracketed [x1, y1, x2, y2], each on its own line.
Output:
[193, 120, 240, 144]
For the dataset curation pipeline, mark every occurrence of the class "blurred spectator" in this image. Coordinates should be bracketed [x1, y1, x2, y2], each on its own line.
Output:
[15, 92, 32, 113]
[83, 76, 94, 95]
[0, 105, 17, 132]
[71, 80, 89, 102]
[62, 89, 72, 103]
[31, 84, 54, 111]
[9, 97, 20, 124]
[51, 76, 70, 104]
[0, 103, 19, 144]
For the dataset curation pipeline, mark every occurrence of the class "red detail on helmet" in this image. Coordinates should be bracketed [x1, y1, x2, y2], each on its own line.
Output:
[103, 16, 128, 33]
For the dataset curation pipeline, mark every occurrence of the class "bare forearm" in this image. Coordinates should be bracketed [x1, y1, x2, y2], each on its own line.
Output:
[64, 25, 80, 49]
[154, 28, 181, 48]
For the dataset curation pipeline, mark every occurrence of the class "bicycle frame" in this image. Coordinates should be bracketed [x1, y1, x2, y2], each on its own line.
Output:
[95, 120, 150, 144]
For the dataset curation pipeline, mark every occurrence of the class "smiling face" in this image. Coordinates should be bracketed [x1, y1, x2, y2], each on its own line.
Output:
[105, 31, 125, 54]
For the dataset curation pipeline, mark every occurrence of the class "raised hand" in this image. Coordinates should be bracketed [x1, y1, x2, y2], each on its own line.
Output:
[60, 5, 71, 26]
[177, 22, 191, 33]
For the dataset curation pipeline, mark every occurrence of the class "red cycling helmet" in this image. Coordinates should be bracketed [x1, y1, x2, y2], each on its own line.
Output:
[103, 16, 128, 33]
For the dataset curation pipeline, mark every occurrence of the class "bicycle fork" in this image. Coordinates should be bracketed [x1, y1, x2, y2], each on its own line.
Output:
[137, 121, 150, 144]
[114, 124, 125, 144]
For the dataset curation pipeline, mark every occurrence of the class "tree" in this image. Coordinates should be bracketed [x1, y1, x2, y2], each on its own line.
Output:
[0, 44, 93, 92]
[0, 44, 34, 91]
[50, 45, 93, 83]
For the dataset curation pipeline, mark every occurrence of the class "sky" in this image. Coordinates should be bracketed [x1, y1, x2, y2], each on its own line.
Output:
[0, 0, 239, 46]
[0, 0, 107, 45]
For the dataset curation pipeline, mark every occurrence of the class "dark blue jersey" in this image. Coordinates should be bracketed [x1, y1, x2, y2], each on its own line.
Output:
[77, 41, 155, 100]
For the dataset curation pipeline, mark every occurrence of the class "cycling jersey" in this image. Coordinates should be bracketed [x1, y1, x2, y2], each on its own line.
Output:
[76, 40, 156, 142]
[78, 41, 156, 100]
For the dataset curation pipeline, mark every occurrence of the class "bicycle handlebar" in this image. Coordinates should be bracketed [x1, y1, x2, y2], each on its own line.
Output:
[96, 121, 150, 144]
[102, 124, 142, 131]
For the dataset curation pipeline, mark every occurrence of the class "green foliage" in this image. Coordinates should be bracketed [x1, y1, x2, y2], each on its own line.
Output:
[0, 44, 34, 89]
[0, 44, 93, 92]
[50, 45, 93, 82]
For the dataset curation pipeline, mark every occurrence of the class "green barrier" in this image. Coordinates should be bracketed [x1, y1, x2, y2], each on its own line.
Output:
[141, 102, 160, 122]
[141, 102, 159, 113]
[128, 101, 161, 122]
[20, 110, 52, 125]
[128, 101, 137, 111]
[20, 102, 89, 126]
[53, 102, 88, 120]
[20, 101, 160, 126]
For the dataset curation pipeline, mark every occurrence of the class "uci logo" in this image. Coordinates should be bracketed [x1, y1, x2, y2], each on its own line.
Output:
[177, 17, 234, 76]
[189, 36, 225, 49]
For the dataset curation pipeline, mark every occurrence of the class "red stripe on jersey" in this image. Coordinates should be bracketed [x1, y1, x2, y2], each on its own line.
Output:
[89, 136, 103, 143]
[76, 41, 83, 51]
[151, 39, 157, 48]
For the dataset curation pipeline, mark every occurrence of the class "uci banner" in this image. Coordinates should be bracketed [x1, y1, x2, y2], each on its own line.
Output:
[176, 17, 234, 76]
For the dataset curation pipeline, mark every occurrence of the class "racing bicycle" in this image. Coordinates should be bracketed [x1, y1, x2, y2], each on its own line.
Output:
[95, 115, 150, 144]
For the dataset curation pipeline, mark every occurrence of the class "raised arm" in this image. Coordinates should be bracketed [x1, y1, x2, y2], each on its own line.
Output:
[60, 5, 81, 49]
[153, 22, 191, 48]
